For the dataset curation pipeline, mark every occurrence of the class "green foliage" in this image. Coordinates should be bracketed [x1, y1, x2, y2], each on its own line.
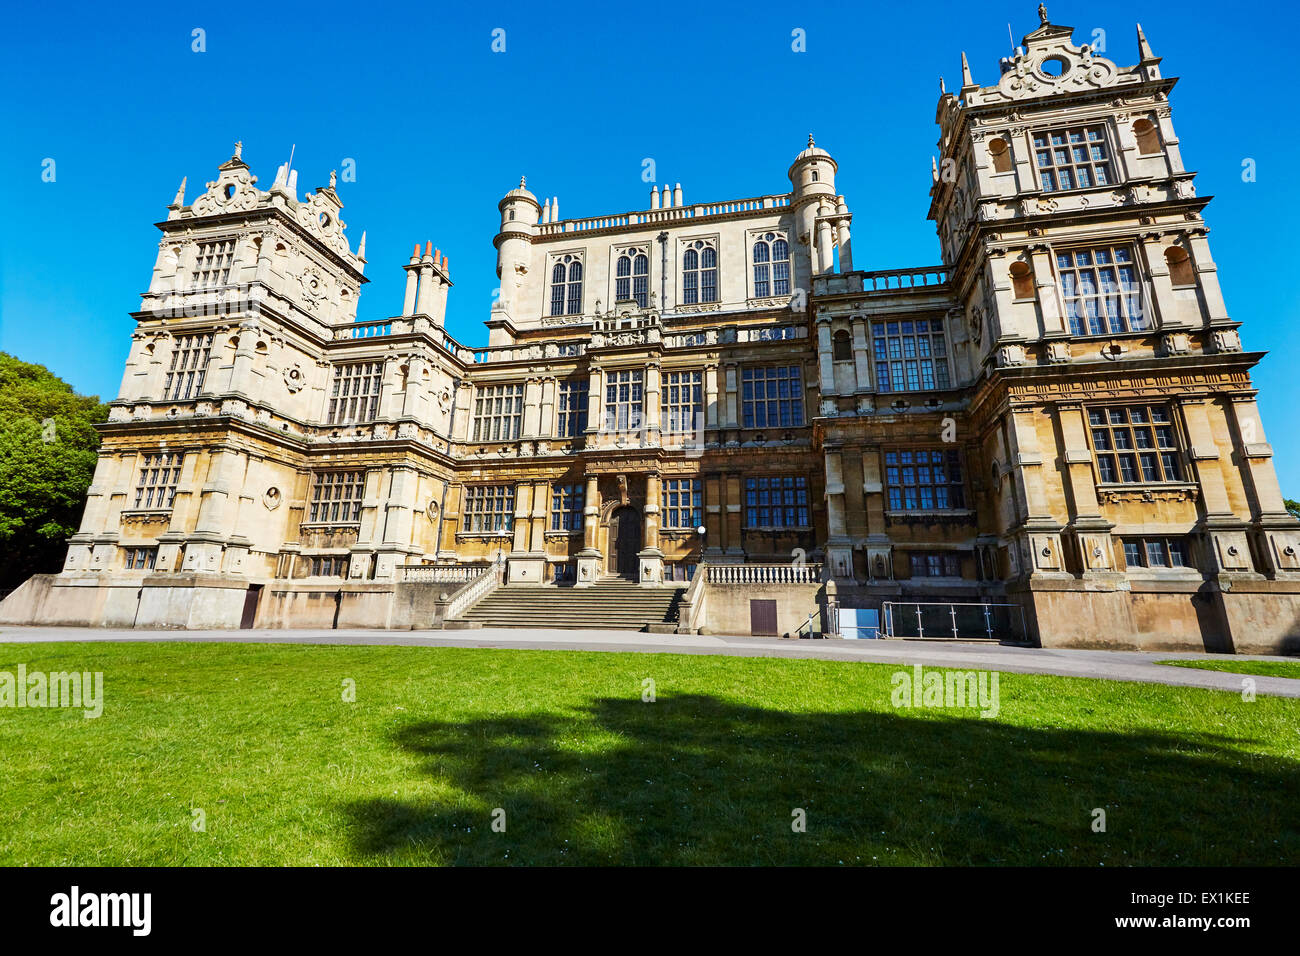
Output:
[0, 353, 107, 588]
[1286, 499, 1300, 521]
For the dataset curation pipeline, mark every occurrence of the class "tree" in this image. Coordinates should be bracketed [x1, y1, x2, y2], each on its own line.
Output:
[1286, 499, 1300, 521]
[0, 353, 108, 590]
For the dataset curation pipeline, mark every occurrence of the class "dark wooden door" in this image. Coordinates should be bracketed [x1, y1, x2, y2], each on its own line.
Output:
[610, 507, 642, 578]
[240, 585, 262, 629]
[750, 599, 778, 636]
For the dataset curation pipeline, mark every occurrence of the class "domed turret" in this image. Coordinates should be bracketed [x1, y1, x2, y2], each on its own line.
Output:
[788, 135, 838, 246]
[494, 177, 542, 314]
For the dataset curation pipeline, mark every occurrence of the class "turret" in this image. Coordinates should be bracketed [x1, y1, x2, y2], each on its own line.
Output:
[493, 177, 541, 318]
[788, 135, 842, 274]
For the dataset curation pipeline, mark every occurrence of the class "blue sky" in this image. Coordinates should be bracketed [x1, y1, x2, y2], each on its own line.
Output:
[3, 1, 1298, 490]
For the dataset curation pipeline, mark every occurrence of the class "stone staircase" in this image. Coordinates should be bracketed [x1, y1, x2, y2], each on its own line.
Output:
[454, 577, 686, 630]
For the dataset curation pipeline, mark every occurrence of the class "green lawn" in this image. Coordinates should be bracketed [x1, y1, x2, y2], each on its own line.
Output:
[1, 641, 1296, 866]
[1158, 658, 1300, 680]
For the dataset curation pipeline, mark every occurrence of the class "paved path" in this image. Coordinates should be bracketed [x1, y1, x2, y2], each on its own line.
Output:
[2, 625, 1299, 697]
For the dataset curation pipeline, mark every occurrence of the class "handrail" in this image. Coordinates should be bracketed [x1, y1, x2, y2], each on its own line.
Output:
[675, 563, 708, 633]
[445, 563, 504, 620]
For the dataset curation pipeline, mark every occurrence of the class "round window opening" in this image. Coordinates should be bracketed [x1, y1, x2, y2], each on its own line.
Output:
[1040, 56, 1067, 77]
[319, 212, 331, 228]
[223, 184, 236, 199]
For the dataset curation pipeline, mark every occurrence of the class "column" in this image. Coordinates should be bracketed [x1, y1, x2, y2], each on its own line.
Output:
[374, 465, 418, 581]
[704, 365, 720, 428]
[644, 362, 661, 446]
[703, 474, 724, 560]
[724, 473, 744, 558]
[586, 366, 604, 439]
[851, 317, 872, 392]
[1004, 407, 1065, 575]
[522, 377, 543, 438]
[1138, 233, 1183, 329]
[576, 473, 602, 586]
[723, 363, 739, 429]
[1027, 245, 1066, 337]
[1179, 396, 1251, 572]
[824, 448, 853, 581]
[1184, 227, 1229, 324]
[638, 472, 664, 584]
[816, 317, 835, 395]
[1057, 403, 1115, 573]
[415, 250, 435, 316]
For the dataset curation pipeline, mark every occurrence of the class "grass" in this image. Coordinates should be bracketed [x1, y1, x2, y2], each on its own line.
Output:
[1157, 658, 1300, 680]
[0, 640, 1297, 866]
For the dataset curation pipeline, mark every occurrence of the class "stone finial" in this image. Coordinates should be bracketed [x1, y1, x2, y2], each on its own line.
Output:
[961, 50, 974, 87]
[1136, 22, 1158, 61]
[519, 176, 526, 188]
[234, 140, 243, 159]
[1038, 3, 1048, 25]
[807, 133, 815, 148]
[357, 231, 366, 259]
[171, 176, 187, 207]
[939, 75, 946, 95]
[329, 169, 337, 189]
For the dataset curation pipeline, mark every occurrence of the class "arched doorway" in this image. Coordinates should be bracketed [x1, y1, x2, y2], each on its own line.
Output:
[608, 506, 642, 578]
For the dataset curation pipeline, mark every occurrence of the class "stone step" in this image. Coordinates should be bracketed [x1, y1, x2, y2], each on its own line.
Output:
[453, 581, 687, 629]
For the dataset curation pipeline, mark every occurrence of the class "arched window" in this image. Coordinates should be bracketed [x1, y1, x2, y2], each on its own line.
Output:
[752, 233, 791, 298]
[682, 241, 718, 304]
[616, 248, 649, 308]
[832, 329, 853, 361]
[550, 255, 583, 317]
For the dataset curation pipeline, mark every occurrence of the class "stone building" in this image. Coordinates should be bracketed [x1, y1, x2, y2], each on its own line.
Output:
[5, 13, 1299, 651]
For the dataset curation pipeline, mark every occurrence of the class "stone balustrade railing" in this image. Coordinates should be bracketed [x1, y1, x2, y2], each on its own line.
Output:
[534, 194, 792, 236]
[706, 564, 823, 586]
[400, 563, 492, 584]
[445, 563, 504, 620]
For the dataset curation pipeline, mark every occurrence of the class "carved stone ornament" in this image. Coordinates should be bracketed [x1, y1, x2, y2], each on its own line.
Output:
[262, 487, 282, 511]
[283, 363, 306, 392]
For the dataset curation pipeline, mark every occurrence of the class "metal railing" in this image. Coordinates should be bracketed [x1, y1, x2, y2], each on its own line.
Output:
[882, 601, 1026, 642]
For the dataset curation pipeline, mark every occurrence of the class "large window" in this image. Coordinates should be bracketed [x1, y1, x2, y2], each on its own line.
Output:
[1089, 405, 1182, 484]
[1033, 126, 1114, 192]
[872, 320, 950, 392]
[742, 366, 803, 428]
[663, 478, 702, 529]
[557, 380, 589, 437]
[549, 255, 583, 317]
[327, 361, 382, 425]
[884, 450, 966, 510]
[1056, 246, 1146, 335]
[192, 239, 235, 288]
[134, 453, 183, 510]
[604, 369, 644, 432]
[463, 485, 515, 534]
[124, 547, 157, 571]
[472, 383, 524, 441]
[745, 476, 809, 529]
[662, 370, 702, 434]
[909, 552, 962, 577]
[164, 333, 213, 400]
[1122, 536, 1190, 569]
[682, 241, 718, 304]
[615, 248, 650, 308]
[752, 233, 791, 298]
[309, 556, 348, 577]
[550, 483, 585, 531]
[307, 471, 365, 524]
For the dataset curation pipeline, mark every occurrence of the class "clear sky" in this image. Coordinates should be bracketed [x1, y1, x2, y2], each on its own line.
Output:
[3, 1, 1297, 490]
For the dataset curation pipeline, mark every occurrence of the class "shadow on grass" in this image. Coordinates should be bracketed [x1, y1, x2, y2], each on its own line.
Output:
[344, 694, 1299, 865]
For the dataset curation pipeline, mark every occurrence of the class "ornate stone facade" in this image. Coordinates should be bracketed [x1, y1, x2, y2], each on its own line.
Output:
[4, 14, 1299, 650]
